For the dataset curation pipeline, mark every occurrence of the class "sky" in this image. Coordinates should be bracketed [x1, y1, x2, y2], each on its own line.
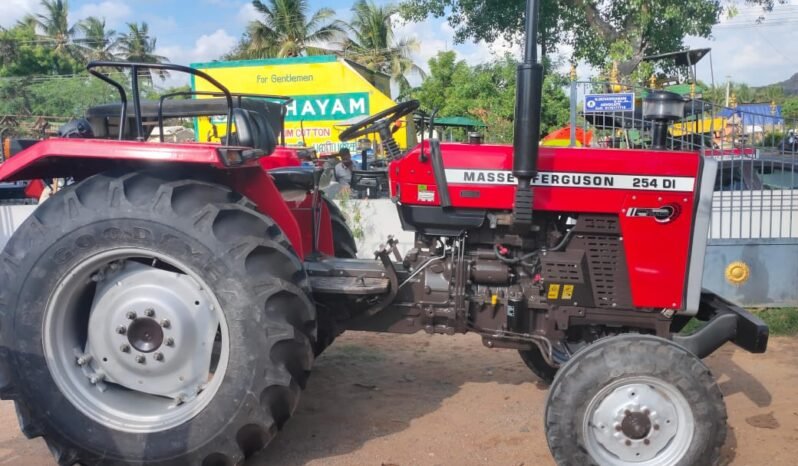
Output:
[3, 0, 798, 89]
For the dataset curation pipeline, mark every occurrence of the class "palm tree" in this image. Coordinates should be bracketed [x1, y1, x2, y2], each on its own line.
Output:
[76, 17, 118, 61]
[244, 0, 346, 58]
[341, 0, 423, 92]
[117, 22, 169, 83]
[760, 85, 785, 105]
[735, 83, 754, 104]
[30, 0, 76, 57]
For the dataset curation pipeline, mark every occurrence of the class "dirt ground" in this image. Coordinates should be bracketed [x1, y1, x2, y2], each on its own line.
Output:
[0, 333, 796, 466]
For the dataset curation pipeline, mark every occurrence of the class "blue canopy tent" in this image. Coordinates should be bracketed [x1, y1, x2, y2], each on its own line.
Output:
[719, 103, 784, 128]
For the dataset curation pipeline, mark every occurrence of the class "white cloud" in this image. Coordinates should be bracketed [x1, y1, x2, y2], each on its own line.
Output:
[0, 0, 42, 28]
[156, 29, 238, 88]
[73, 1, 132, 27]
[686, 21, 798, 87]
[237, 2, 258, 26]
[394, 17, 451, 71]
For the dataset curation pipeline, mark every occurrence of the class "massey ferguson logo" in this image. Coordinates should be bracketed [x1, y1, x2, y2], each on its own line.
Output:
[463, 171, 516, 184]
[445, 169, 695, 192]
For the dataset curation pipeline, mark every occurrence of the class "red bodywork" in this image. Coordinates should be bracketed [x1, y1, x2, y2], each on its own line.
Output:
[390, 141, 704, 311]
[0, 138, 334, 259]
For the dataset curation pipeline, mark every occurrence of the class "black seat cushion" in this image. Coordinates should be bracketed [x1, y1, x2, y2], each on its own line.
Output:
[270, 166, 319, 192]
[232, 108, 277, 154]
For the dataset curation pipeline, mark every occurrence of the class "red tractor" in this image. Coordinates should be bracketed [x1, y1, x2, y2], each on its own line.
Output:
[0, 2, 768, 465]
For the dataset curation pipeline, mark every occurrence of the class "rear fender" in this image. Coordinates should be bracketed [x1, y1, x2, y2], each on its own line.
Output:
[225, 168, 307, 258]
[0, 138, 232, 182]
[285, 194, 334, 256]
[0, 138, 310, 258]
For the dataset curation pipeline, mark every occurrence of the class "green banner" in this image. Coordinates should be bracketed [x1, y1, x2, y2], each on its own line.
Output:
[283, 92, 370, 122]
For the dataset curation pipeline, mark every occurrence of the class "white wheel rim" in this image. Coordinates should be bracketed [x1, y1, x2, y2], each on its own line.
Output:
[43, 248, 230, 433]
[583, 376, 694, 465]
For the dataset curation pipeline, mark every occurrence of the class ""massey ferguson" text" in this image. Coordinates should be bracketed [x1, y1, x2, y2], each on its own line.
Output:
[444, 169, 695, 192]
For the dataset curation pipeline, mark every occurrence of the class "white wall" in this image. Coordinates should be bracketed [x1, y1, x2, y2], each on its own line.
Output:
[335, 199, 415, 258]
[0, 205, 36, 250]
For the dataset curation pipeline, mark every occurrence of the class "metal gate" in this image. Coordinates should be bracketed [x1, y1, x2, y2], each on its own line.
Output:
[564, 80, 798, 306]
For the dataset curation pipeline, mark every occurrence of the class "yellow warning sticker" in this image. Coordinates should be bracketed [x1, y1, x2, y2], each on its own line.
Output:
[547, 284, 561, 300]
[562, 284, 575, 300]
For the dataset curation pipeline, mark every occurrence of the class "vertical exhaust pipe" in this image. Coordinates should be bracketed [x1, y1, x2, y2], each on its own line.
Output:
[512, 0, 544, 228]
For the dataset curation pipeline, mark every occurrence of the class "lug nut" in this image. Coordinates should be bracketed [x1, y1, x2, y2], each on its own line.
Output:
[653, 424, 660, 431]
[644, 439, 650, 445]
[120, 344, 130, 353]
[144, 308, 155, 317]
[116, 325, 127, 335]
[154, 352, 164, 362]
[625, 440, 632, 446]
[135, 355, 145, 364]
[76, 355, 92, 366]
[161, 319, 171, 329]
[126, 311, 136, 320]
[89, 374, 104, 385]
[165, 337, 175, 347]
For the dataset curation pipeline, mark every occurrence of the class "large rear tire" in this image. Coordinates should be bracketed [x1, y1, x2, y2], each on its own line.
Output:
[0, 169, 315, 465]
[544, 334, 727, 466]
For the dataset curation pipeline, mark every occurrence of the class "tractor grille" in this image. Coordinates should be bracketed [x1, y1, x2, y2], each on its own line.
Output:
[578, 216, 620, 234]
[544, 262, 582, 282]
[542, 249, 584, 283]
[585, 235, 623, 308]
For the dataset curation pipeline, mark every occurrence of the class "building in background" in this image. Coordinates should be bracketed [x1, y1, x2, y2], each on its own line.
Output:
[191, 55, 414, 156]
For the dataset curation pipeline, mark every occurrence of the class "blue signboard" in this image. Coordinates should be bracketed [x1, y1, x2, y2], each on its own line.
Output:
[584, 93, 635, 113]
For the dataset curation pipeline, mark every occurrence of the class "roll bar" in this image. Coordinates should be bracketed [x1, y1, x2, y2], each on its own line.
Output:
[86, 61, 236, 142]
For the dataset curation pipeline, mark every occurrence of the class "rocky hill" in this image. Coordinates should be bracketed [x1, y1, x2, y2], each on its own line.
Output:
[765, 72, 798, 95]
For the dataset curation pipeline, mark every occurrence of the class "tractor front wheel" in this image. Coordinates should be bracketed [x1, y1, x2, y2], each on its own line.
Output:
[544, 334, 726, 466]
[0, 170, 315, 464]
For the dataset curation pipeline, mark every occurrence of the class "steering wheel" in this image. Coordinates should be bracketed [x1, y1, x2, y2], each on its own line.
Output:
[339, 100, 420, 142]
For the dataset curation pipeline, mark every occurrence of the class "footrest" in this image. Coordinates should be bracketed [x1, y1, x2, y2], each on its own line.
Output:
[309, 276, 390, 295]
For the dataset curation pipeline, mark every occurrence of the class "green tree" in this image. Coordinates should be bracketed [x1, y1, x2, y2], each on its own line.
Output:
[401, 0, 782, 76]
[30, 0, 76, 58]
[237, 0, 346, 58]
[76, 17, 118, 62]
[341, 0, 423, 92]
[0, 22, 80, 76]
[409, 51, 569, 143]
[757, 85, 785, 104]
[735, 83, 754, 104]
[781, 97, 798, 121]
[117, 22, 169, 83]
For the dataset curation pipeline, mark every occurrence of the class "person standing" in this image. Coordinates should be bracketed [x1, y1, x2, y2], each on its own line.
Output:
[334, 148, 354, 186]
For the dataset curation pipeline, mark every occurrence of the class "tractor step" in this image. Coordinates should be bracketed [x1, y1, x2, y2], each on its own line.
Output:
[309, 276, 390, 295]
[305, 257, 398, 296]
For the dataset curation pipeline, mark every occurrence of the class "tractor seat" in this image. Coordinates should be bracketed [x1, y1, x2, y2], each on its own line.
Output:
[232, 108, 277, 155]
[270, 165, 320, 192]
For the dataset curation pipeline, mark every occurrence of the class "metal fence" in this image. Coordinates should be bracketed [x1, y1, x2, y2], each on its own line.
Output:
[566, 80, 798, 241]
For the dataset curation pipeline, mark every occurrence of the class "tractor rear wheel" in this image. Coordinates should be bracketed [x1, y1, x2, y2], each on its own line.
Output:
[0, 169, 315, 465]
[544, 334, 726, 466]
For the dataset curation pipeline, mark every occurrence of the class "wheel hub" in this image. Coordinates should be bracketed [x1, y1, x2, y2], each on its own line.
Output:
[82, 261, 219, 400]
[585, 378, 694, 464]
[621, 411, 652, 440]
[127, 317, 164, 353]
